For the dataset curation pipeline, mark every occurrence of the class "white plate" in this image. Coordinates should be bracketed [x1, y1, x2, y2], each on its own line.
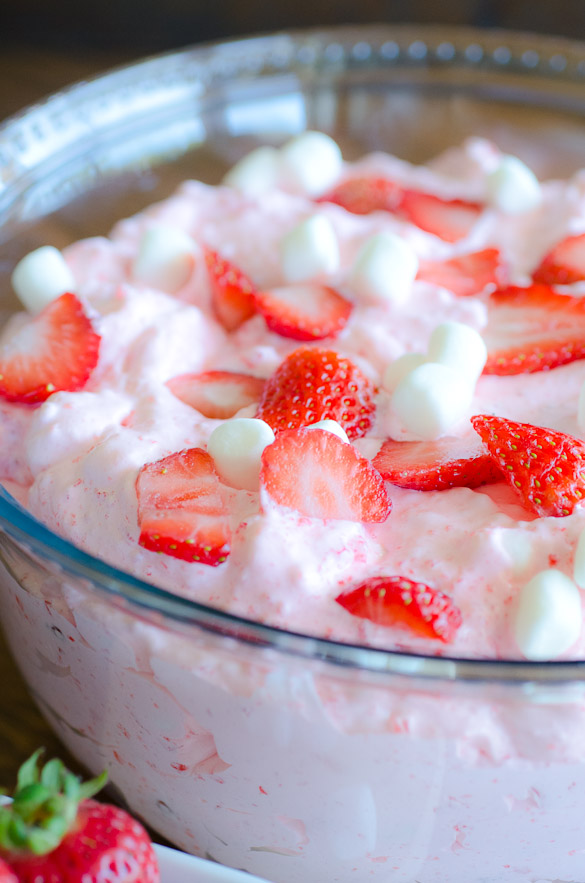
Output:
[154, 844, 271, 882]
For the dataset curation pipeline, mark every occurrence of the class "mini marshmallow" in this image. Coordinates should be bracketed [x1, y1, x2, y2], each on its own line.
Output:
[223, 146, 281, 196]
[486, 155, 542, 214]
[514, 569, 582, 660]
[132, 225, 197, 293]
[427, 321, 487, 385]
[208, 418, 275, 492]
[391, 362, 473, 440]
[306, 419, 349, 443]
[11, 246, 76, 313]
[382, 353, 428, 394]
[574, 527, 585, 589]
[281, 215, 340, 283]
[280, 131, 343, 196]
[349, 232, 419, 306]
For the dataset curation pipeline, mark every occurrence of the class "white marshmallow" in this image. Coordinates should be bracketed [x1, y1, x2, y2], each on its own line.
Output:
[349, 232, 418, 305]
[514, 569, 582, 660]
[132, 225, 197, 293]
[306, 419, 349, 443]
[578, 379, 585, 432]
[486, 155, 542, 214]
[208, 418, 275, 492]
[574, 528, 585, 589]
[382, 353, 428, 394]
[427, 321, 487, 385]
[281, 215, 340, 283]
[280, 131, 343, 196]
[223, 146, 281, 196]
[391, 362, 473, 440]
[11, 246, 76, 313]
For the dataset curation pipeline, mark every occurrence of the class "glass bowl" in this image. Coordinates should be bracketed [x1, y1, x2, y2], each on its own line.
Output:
[3, 24, 585, 882]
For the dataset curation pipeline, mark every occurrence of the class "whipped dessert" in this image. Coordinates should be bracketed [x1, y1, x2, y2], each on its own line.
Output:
[3, 133, 585, 883]
[2, 133, 585, 665]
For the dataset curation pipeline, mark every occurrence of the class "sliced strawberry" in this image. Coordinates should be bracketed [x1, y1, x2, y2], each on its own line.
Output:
[0, 292, 100, 404]
[0, 859, 17, 883]
[372, 435, 502, 491]
[471, 414, 585, 517]
[400, 190, 483, 242]
[167, 370, 265, 419]
[416, 248, 507, 297]
[260, 427, 391, 522]
[257, 347, 376, 440]
[204, 247, 256, 331]
[136, 447, 231, 564]
[483, 283, 585, 375]
[254, 283, 352, 341]
[317, 176, 404, 215]
[336, 576, 462, 642]
[532, 232, 585, 285]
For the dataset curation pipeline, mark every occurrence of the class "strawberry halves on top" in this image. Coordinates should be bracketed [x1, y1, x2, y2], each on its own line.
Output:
[483, 283, 585, 375]
[416, 248, 507, 297]
[318, 176, 404, 215]
[0, 292, 101, 404]
[472, 414, 585, 517]
[532, 231, 585, 285]
[167, 370, 265, 419]
[204, 247, 257, 331]
[0, 749, 159, 883]
[372, 435, 502, 492]
[254, 283, 352, 341]
[136, 447, 231, 564]
[257, 347, 376, 440]
[260, 428, 391, 523]
[336, 576, 462, 642]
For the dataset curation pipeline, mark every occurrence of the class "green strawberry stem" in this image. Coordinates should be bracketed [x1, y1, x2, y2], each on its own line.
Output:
[0, 749, 107, 856]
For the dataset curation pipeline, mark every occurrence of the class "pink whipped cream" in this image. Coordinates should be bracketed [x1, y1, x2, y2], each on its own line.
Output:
[3, 136, 585, 661]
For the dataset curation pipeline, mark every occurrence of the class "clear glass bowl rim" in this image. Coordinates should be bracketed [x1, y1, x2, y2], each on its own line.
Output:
[3, 23, 585, 684]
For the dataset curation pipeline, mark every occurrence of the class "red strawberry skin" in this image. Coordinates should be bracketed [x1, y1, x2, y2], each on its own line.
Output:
[257, 347, 376, 440]
[0, 292, 100, 404]
[260, 428, 391, 522]
[204, 247, 256, 331]
[483, 283, 585, 375]
[318, 176, 404, 215]
[372, 436, 502, 491]
[5, 799, 159, 883]
[336, 576, 462, 642]
[532, 232, 585, 285]
[136, 447, 231, 564]
[167, 370, 265, 419]
[254, 283, 352, 341]
[416, 248, 507, 297]
[471, 414, 585, 517]
[400, 190, 482, 242]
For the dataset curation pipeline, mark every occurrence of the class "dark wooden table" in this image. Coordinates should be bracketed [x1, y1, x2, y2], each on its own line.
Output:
[0, 46, 138, 790]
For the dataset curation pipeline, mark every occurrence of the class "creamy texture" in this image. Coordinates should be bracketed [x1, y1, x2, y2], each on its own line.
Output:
[4, 137, 585, 660]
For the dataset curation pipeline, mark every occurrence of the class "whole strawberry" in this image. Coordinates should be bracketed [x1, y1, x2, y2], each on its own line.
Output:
[0, 750, 159, 883]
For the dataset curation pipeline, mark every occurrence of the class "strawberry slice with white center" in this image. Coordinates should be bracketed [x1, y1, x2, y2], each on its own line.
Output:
[260, 427, 391, 522]
[0, 292, 100, 404]
[472, 414, 585, 518]
[204, 247, 257, 331]
[483, 283, 585, 375]
[532, 232, 585, 285]
[416, 248, 507, 297]
[372, 435, 502, 491]
[317, 176, 404, 215]
[254, 283, 352, 341]
[400, 190, 483, 242]
[257, 347, 376, 440]
[167, 370, 265, 419]
[336, 576, 462, 642]
[136, 447, 231, 565]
